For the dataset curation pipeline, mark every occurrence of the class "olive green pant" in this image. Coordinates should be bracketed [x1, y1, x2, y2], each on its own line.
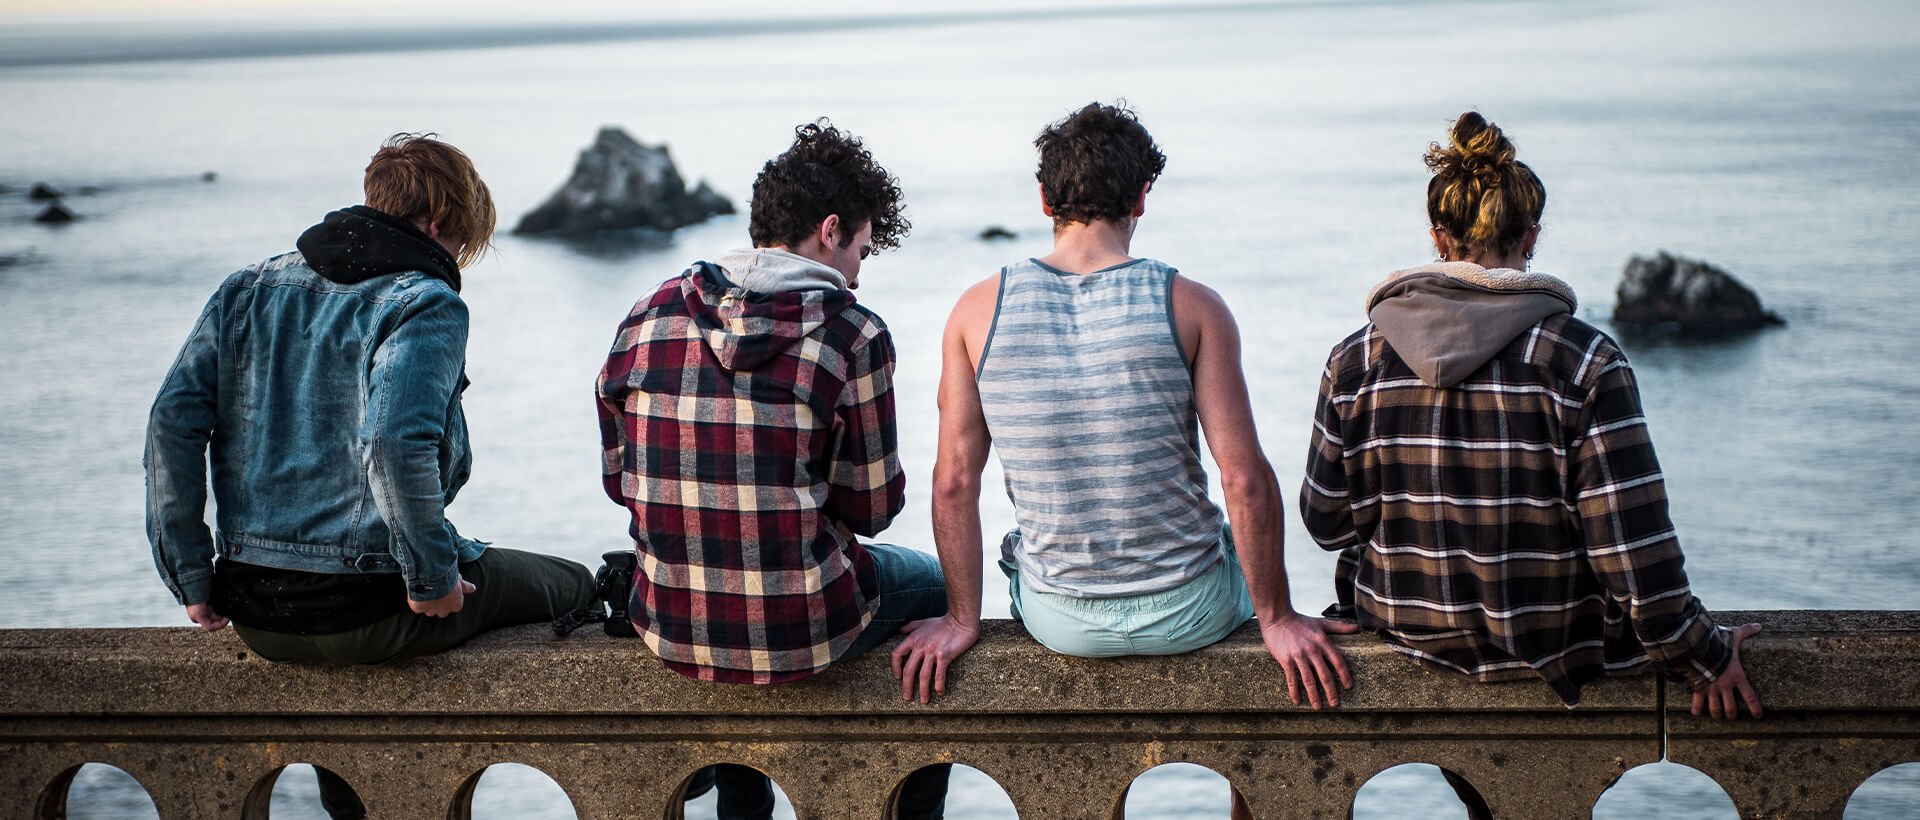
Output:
[232, 547, 595, 665]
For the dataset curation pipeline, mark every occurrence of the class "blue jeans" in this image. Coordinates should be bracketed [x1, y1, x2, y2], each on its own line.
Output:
[712, 542, 950, 820]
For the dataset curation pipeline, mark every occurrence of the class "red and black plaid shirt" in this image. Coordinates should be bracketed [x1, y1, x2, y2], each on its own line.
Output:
[597, 263, 904, 683]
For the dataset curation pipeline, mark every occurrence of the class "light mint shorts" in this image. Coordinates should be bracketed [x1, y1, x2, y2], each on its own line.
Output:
[1003, 528, 1255, 657]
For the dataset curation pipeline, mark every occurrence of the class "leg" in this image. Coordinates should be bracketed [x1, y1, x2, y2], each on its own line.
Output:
[894, 764, 951, 820]
[378, 546, 595, 661]
[314, 766, 367, 820]
[1439, 768, 1493, 820]
[241, 548, 594, 665]
[713, 764, 775, 820]
[836, 543, 949, 660]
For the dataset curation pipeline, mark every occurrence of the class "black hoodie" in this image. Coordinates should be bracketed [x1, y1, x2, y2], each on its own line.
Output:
[295, 205, 462, 292]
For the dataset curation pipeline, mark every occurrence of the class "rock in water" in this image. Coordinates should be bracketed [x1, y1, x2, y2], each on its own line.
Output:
[1613, 251, 1784, 335]
[978, 225, 1016, 241]
[34, 201, 77, 223]
[514, 127, 734, 237]
[28, 183, 64, 201]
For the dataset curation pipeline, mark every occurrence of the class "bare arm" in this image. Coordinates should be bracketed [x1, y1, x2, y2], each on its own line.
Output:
[1174, 275, 1358, 709]
[892, 274, 999, 703]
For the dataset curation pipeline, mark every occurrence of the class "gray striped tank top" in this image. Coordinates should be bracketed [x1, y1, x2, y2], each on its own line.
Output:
[977, 257, 1225, 598]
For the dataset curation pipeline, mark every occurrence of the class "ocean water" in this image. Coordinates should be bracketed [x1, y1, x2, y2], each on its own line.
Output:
[2, 0, 1917, 816]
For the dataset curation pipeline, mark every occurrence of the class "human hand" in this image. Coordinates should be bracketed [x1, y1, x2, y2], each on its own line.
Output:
[1692, 623, 1764, 719]
[1261, 613, 1360, 709]
[184, 603, 229, 632]
[890, 616, 980, 704]
[407, 577, 476, 617]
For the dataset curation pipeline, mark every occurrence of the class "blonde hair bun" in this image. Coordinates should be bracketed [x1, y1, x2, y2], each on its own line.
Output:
[1423, 111, 1545, 259]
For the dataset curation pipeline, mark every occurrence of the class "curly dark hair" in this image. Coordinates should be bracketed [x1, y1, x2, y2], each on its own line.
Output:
[748, 120, 909, 253]
[1034, 102, 1166, 227]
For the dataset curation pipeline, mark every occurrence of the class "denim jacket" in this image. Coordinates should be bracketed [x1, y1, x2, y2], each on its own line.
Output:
[146, 208, 484, 606]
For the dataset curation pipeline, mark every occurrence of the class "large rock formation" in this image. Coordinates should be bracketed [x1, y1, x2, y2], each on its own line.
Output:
[1613, 251, 1784, 335]
[514, 127, 733, 237]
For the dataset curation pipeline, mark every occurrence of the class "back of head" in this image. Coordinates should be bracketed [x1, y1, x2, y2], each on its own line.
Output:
[1425, 112, 1545, 259]
[363, 133, 496, 269]
[748, 120, 909, 253]
[1035, 102, 1166, 228]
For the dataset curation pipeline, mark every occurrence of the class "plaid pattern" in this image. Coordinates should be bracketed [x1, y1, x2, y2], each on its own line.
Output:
[597, 264, 903, 684]
[1301, 313, 1731, 705]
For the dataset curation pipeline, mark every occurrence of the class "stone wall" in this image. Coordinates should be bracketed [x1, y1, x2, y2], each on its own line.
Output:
[1, 610, 1915, 819]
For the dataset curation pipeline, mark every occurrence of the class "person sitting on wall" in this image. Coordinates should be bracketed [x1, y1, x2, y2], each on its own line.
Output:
[595, 120, 951, 820]
[893, 101, 1355, 820]
[1299, 110, 1764, 718]
[146, 132, 597, 819]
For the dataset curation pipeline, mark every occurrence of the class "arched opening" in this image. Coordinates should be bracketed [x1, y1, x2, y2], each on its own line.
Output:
[244, 763, 365, 820]
[1351, 762, 1487, 820]
[1122, 762, 1250, 819]
[1845, 761, 1920, 818]
[454, 762, 577, 820]
[1592, 761, 1736, 819]
[37, 763, 159, 820]
[888, 763, 1016, 819]
[672, 764, 795, 820]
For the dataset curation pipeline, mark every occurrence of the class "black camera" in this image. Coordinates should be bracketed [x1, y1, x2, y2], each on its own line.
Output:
[596, 549, 638, 638]
[552, 549, 639, 638]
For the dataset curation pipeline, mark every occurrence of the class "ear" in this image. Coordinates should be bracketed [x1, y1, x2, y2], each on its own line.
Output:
[1522, 224, 1542, 256]
[1132, 182, 1149, 218]
[816, 213, 842, 248]
[1429, 226, 1451, 261]
[1038, 183, 1054, 218]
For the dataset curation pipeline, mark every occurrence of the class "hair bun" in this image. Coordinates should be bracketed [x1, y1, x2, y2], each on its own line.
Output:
[1425, 111, 1516, 185]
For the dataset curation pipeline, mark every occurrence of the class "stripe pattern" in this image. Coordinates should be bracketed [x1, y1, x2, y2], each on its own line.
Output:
[978, 258, 1223, 598]
[1300, 313, 1731, 705]
[597, 266, 899, 684]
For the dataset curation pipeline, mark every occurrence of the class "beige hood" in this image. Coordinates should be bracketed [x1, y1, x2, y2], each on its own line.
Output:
[1365, 262, 1578, 389]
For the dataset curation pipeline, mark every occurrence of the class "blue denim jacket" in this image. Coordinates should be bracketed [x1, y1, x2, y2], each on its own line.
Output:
[146, 248, 484, 606]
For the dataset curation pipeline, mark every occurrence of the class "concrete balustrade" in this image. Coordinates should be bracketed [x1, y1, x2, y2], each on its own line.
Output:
[1, 610, 1915, 819]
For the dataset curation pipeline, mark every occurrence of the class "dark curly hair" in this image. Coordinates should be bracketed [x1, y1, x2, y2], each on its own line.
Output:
[1035, 102, 1166, 227]
[748, 120, 909, 253]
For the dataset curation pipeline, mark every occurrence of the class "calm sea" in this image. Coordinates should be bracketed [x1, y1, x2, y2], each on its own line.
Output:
[2, 1, 1916, 816]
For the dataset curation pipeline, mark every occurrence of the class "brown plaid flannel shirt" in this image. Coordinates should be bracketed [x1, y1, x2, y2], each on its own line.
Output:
[1301, 313, 1732, 705]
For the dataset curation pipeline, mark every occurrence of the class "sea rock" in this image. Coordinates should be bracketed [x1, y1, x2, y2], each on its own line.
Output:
[979, 225, 1017, 241]
[1613, 251, 1783, 335]
[34, 201, 77, 223]
[514, 127, 733, 237]
[28, 183, 64, 201]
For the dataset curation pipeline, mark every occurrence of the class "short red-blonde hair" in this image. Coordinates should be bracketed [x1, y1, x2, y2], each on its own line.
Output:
[363, 133, 496, 269]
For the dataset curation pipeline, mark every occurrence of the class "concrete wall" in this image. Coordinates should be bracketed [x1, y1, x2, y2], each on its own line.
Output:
[1, 610, 1915, 819]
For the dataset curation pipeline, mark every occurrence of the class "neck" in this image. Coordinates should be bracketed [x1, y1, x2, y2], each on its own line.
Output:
[1447, 251, 1529, 271]
[1038, 218, 1137, 274]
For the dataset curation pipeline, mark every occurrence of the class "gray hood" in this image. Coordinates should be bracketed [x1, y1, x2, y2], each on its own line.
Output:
[712, 247, 848, 294]
[1365, 262, 1578, 389]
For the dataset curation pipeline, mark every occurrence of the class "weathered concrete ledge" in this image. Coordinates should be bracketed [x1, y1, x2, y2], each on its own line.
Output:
[1, 610, 1915, 819]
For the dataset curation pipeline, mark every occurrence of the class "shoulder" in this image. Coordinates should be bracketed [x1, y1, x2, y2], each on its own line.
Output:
[1527, 314, 1631, 387]
[1168, 271, 1234, 329]
[827, 300, 894, 356]
[1320, 324, 1378, 382]
[948, 271, 1003, 331]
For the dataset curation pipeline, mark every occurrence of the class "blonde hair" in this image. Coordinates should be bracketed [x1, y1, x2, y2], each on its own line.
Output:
[1424, 112, 1544, 259]
[363, 133, 496, 269]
